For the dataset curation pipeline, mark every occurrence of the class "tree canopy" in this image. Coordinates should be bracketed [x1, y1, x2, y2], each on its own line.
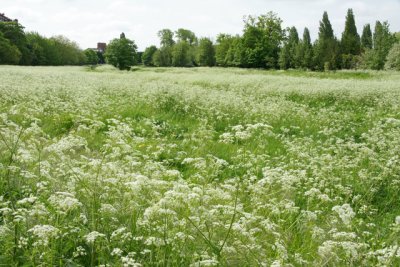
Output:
[105, 34, 138, 70]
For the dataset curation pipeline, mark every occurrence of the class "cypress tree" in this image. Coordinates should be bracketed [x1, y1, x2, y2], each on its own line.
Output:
[302, 28, 314, 69]
[279, 26, 299, 69]
[361, 24, 373, 49]
[341, 9, 361, 55]
[314, 11, 340, 70]
[370, 21, 396, 69]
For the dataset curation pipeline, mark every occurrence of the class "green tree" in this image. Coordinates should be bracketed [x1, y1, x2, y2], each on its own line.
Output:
[157, 29, 175, 47]
[175, 29, 198, 46]
[153, 47, 173, 67]
[172, 41, 192, 67]
[215, 34, 235, 66]
[279, 26, 299, 69]
[361, 24, 373, 49]
[0, 21, 31, 65]
[385, 42, 400, 70]
[341, 9, 361, 69]
[197, 38, 215, 66]
[294, 27, 314, 69]
[105, 33, 138, 70]
[0, 32, 21, 64]
[51, 35, 86, 65]
[26, 32, 47, 65]
[225, 36, 245, 67]
[314, 11, 340, 70]
[341, 9, 361, 55]
[84, 49, 99, 65]
[241, 12, 285, 68]
[142, 45, 158, 66]
[367, 21, 396, 70]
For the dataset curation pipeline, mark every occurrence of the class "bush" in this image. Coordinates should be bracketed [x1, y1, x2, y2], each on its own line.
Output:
[385, 42, 400, 70]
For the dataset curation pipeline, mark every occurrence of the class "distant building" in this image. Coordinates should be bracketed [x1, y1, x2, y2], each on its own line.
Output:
[0, 13, 18, 22]
[90, 43, 106, 53]
[97, 43, 107, 53]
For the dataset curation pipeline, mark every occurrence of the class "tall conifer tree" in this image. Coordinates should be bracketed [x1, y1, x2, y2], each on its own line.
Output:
[361, 24, 373, 49]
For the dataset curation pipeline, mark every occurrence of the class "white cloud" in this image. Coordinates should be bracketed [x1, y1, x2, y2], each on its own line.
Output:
[2, 0, 400, 50]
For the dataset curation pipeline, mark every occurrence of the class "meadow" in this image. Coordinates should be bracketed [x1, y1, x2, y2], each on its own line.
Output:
[1, 65, 400, 266]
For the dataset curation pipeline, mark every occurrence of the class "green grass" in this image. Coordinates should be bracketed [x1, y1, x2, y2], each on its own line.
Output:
[0, 65, 400, 266]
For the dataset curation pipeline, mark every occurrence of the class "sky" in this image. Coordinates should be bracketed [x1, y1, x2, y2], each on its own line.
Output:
[2, 0, 400, 50]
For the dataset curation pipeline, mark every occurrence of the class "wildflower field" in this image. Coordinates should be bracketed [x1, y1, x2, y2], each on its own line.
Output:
[1, 66, 400, 266]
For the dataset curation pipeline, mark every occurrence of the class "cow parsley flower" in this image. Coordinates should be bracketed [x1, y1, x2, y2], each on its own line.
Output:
[84, 231, 106, 244]
[332, 204, 355, 226]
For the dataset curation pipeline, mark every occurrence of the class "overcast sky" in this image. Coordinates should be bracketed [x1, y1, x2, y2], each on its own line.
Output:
[2, 0, 400, 50]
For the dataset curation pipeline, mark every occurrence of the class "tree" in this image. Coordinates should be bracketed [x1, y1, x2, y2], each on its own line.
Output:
[341, 9, 361, 55]
[157, 29, 175, 47]
[51, 35, 86, 65]
[153, 47, 173, 67]
[367, 21, 396, 70]
[361, 24, 373, 49]
[0, 21, 31, 65]
[105, 33, 138, 70]
[241, 12, 285, 68]
[314, 11, 340, 70]
[172, 41, 192, 67]
[197, 38, 215, 66]
[279, 26, 299, 69]
[385, 42, 400, 70]
[175, 29, 198, 46]
[0, 32, 21, 64]
[84, 49, 99, 65]
[142, 45, 158, 66]
[340, 9, 361, 69]
[26, 32, 47, 65]
[215, 34, 235, 66]
[294, 28, 314, 69]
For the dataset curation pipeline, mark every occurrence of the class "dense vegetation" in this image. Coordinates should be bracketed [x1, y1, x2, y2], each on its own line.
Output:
[142, 9, 400, 71]
[0, 22, 89, 66]
[1, 66, 400, 266]
[1, 9, 399, 70]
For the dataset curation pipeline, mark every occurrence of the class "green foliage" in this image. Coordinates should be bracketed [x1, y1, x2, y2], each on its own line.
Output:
[225, 36, 245, 67]
[241, 12, 284, 68]
[385, 42, 400, 70]
[314, 12, 341, 70]
[361, 24, 373, 50]
[341, 9, 361, 69]
[51, 36, 86, 65]
[24, 32, 86, 66]
[294, 28, 314, 69]
[215, 34, 235, 66]
[0, 21, 31, 65]
[158, 29, 175, 47]
[0, 32, 21, 64]
[142, 45, 158, 66]
[172, 41, 192, 67]
[175, 28, 198, 46]
[84, 49, 99, 65]
[341, 9, 361, 56]
[370, 21, 396, 70]
[279, 26, 299, 69]
[197, 38, 215, 67]
[105, 34, 138, 70]
[1, 66, 400, 266]
[153, 46, 172, 67]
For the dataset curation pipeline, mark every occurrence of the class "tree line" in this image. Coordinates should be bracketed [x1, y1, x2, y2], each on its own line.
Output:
[0, 21, 105, 66]
[137, 10, 400, 71]
[1, 9, 400, 70]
